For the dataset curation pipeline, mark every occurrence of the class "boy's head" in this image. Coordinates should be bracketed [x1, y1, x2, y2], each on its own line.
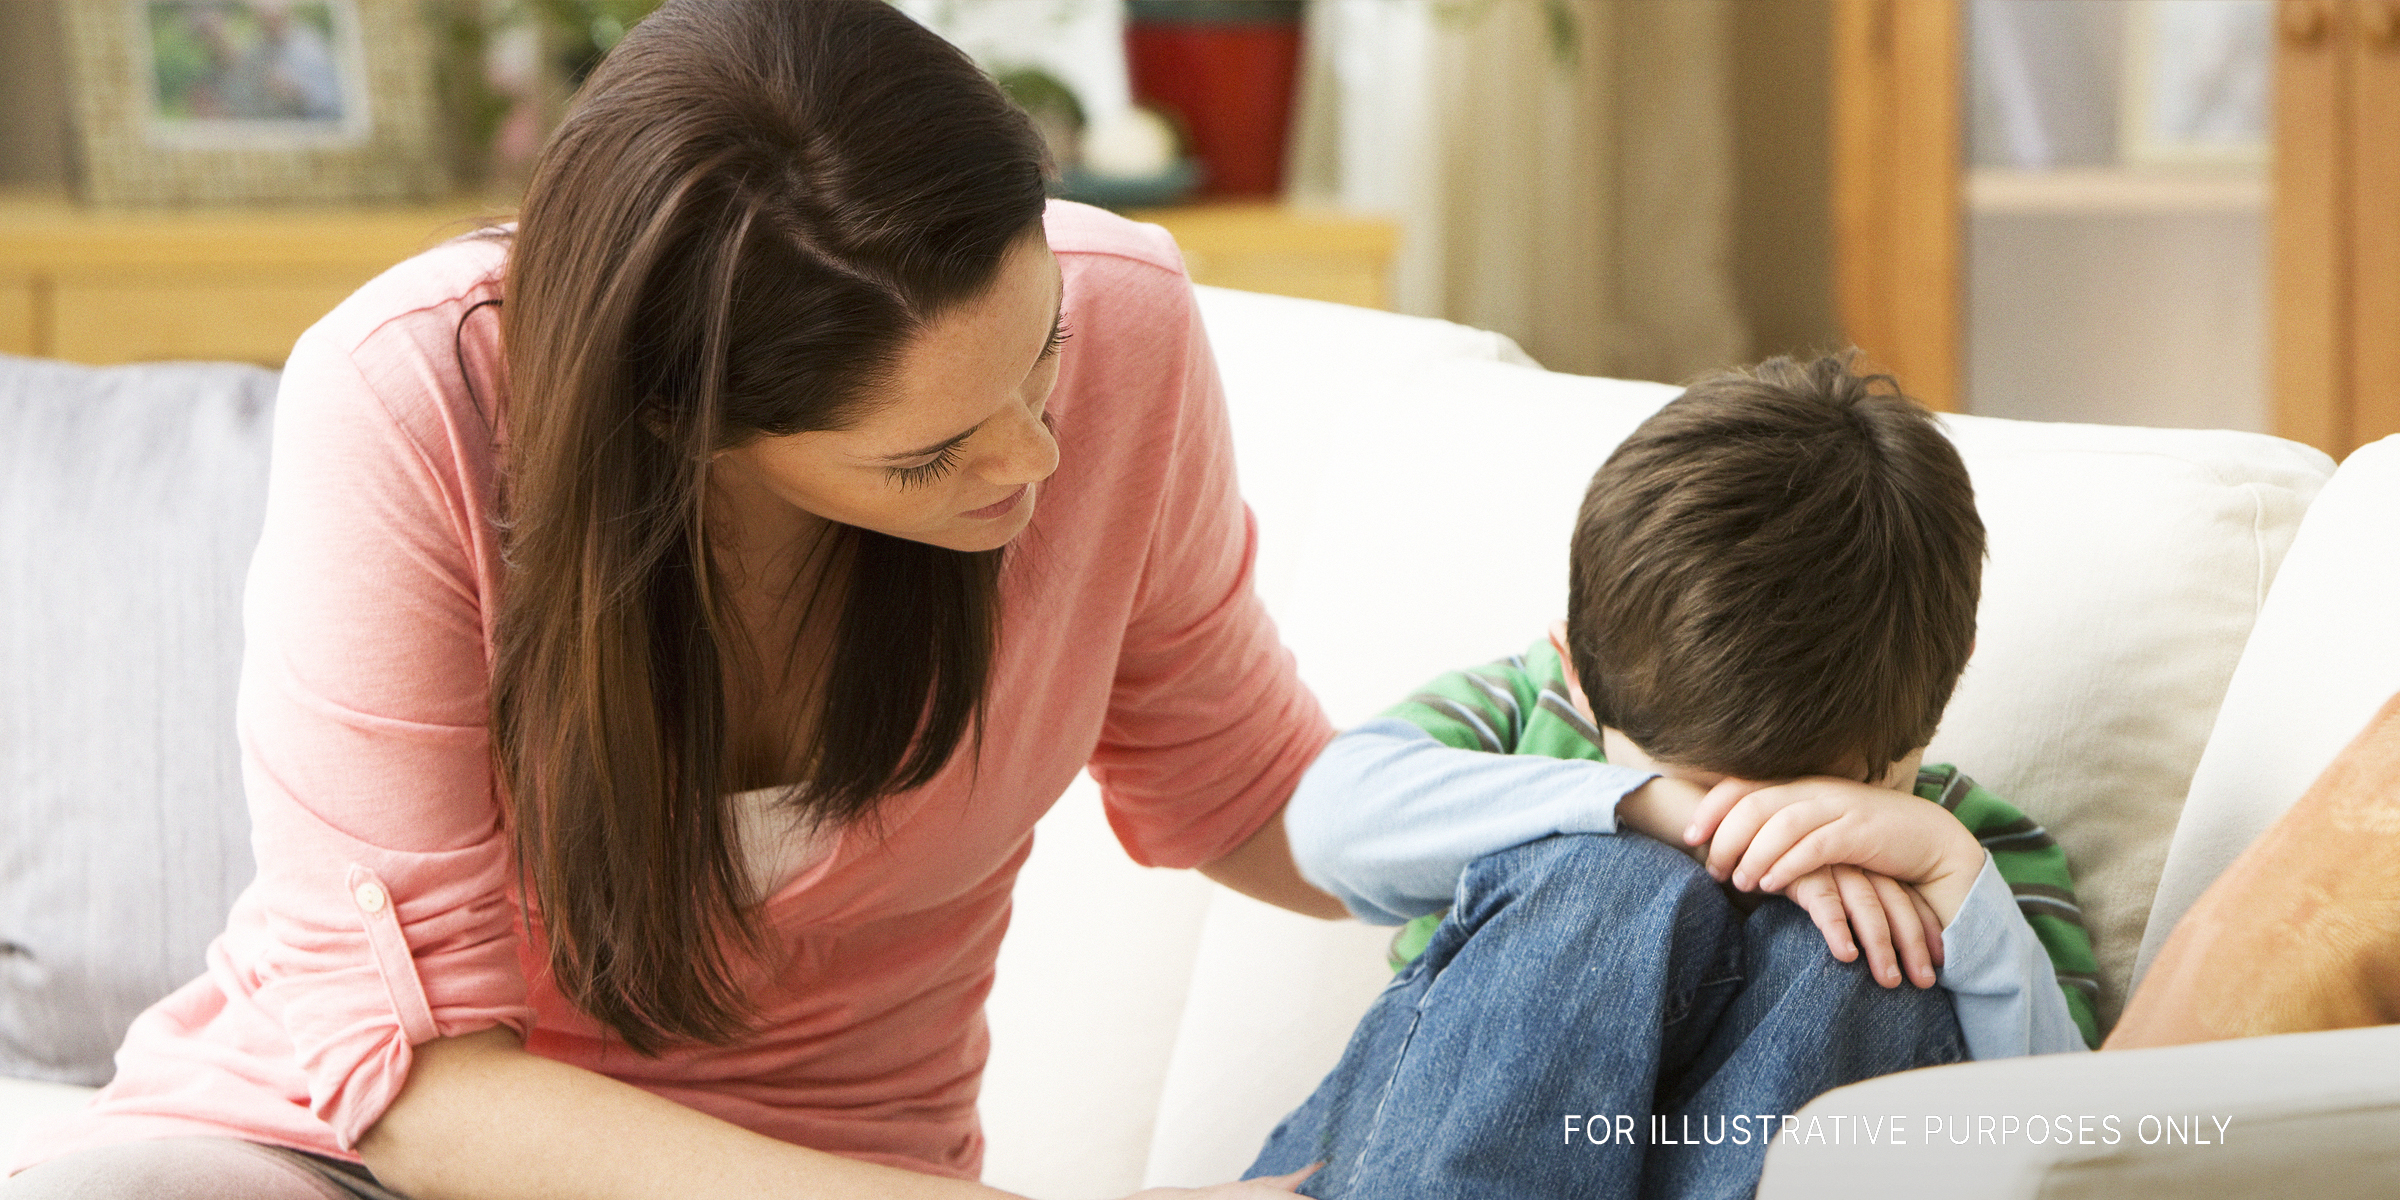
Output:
[1565, 353, 1982, 784]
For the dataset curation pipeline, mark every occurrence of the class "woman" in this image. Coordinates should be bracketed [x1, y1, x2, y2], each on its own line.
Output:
[6, 4, 1334, 1197]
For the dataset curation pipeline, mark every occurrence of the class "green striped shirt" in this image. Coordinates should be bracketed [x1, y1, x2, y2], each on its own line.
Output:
[1382, 637, 2103, 1049]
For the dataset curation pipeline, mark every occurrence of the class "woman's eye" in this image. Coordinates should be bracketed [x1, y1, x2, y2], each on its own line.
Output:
[885, 441, 964, 489]
[1039, 318, 1072, 362]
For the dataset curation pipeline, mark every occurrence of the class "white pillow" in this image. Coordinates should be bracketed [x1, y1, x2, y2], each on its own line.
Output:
[1926, 414, 2330, 1030]
[2137, 434, 2400, 981]
[1194, 285, 1542, 620]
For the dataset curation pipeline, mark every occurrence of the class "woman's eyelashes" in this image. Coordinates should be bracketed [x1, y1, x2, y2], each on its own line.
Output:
[885, 322, 1065, 491]
[886, 440, 964, 489]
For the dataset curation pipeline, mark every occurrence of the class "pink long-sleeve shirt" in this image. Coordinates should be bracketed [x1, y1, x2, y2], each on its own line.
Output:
[20, 201, 1334, 1180]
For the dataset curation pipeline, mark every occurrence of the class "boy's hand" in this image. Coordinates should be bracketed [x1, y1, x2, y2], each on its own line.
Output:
[1782, 864, 1946, 989]
[1685, 776, 1988, 929]
[1619, 773, 1943, 987]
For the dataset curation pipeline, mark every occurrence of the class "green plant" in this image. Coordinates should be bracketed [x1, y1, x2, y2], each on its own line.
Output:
[1433, 0, 1581, 68]
[527, 0, 665, 88]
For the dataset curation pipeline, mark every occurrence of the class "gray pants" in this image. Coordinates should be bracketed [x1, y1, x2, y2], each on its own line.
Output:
[2, 1138, 412, 1199]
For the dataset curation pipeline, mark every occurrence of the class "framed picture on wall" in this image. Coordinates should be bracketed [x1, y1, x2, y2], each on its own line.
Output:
[63, 0, 451, 205]
[2119, 0, 2272, 168]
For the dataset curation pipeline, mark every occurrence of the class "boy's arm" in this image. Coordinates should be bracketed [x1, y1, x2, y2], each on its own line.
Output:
[1932, 771, 2104, 1049]
[1938, 854, 2095, 1058]
[1283, 716, 1663, 925]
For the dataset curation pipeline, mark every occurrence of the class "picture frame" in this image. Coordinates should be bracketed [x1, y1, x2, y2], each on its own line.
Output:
[62, 0, 452, 206]
[2119, 0, 2272, 169]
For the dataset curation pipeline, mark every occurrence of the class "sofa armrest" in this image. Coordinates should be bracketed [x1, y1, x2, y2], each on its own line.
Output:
[1757, 1025, 2400, 1199]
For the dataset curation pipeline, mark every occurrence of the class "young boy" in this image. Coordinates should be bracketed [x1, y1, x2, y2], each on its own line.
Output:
[1250, 355, 2096, 1198]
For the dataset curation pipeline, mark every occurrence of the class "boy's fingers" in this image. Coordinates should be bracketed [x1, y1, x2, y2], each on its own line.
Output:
[1789, 870, 1858, 962]
[1910, 885, 1946, 970]
[1733, 802, 1841, 892]
[1705, 780, 1818, 880]
[1709, 786, 1806, 882]
[1686, 777, 1768, 846]
[1702, 791, 1772, 880]
[1832, 865, 1900, 987]
[1754, 818, 1856, 893]
[1870, 871, 1936, 988]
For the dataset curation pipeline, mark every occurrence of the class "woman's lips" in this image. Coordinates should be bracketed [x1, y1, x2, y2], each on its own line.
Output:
[963, 484, 1028, 520]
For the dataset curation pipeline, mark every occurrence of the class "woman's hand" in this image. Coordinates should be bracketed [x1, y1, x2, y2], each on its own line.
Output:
[1121, 1166, 1318, 1198]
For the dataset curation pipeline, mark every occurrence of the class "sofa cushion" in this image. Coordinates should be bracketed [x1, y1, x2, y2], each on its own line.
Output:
[1925, 413, 2329, 1031]
[2138, 433, 2400, 980]
[0, 355, 275, 1085]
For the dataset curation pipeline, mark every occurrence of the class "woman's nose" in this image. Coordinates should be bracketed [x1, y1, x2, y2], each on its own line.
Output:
[981, 399, 1058, 486]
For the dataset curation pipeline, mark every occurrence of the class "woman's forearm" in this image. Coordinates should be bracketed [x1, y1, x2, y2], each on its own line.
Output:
[360, 1028, 1027, 1200]
[1197, 804, 1349, 919]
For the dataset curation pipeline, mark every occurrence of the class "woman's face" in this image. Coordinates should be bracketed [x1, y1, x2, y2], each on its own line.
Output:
[715, 229, 1066, 555]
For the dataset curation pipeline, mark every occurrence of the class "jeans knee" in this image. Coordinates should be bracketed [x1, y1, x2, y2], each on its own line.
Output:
[1438, 834, 1737, 986]
[1748, 899, 1967, 1065]
[1460, 833, 1719, 921]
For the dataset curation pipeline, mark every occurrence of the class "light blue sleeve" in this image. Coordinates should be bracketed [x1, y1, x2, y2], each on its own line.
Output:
[1938, 853, 2093, 1060]
[1285, 717, 1660, 925]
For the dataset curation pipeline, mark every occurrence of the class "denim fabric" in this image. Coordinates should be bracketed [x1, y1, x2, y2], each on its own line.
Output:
[1248, 834, 1967, 1199]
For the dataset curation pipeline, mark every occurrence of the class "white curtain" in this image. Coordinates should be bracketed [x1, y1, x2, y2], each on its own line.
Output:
[1287, 0, 1747, 381]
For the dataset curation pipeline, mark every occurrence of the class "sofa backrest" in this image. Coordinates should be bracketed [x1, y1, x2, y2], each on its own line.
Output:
[0, 355, 276, 1086]
[1923, 412, 2328, 1029]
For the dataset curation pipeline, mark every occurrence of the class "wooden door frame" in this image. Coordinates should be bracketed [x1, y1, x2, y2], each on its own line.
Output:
[2275, 0, 2352, 455]
[1831, 0, 1961, 412]
[1832, 0, 2390, 457]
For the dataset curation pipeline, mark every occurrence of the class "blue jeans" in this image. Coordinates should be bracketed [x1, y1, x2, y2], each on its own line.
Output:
[1246, 834, 1967, 1199]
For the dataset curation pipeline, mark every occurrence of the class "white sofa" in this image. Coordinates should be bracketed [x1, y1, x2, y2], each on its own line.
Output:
[1, 284, 2386, 1198]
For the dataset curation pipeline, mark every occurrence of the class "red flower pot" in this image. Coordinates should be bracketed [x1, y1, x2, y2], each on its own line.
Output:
[1124, 0, 1305, 198]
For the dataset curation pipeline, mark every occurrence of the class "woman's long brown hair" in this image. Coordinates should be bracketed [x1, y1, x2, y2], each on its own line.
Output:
[491, 0, 1047, 1053]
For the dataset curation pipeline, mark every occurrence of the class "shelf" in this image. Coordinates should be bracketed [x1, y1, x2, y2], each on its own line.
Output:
[1125, 201, 1400, 310]
[0, 190, 1401, 365]
[1967, 167, 2266, 215]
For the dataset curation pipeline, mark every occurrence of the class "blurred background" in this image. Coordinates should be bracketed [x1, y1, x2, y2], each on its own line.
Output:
[0, 0, 2388, 457]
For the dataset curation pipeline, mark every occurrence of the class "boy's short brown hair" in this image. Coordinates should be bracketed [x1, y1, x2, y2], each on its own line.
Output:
[1565, 354, 1982, 783]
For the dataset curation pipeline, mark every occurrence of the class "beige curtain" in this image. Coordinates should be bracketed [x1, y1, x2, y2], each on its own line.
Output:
[1287, 0, 1748, 381]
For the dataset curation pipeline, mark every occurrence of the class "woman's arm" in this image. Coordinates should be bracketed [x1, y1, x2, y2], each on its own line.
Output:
[361, 1030, 1023, 1200]
[1197, 804, 1348, 919]
[366, 1031, 1315, 1200]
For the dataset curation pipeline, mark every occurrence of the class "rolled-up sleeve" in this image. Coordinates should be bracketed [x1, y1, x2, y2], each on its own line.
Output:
[234, 327, 531, 1149]
[1084, 261, 1334, 869]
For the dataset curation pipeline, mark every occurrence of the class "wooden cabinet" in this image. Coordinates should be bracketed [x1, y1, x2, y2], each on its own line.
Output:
[1832, 0, 1963, 412]
[1130, 202, 1399, 312]
[0, 192, 1397, 369]
[1833, 0, 2400, 456]
[0, 194, 502, 366]
[2276, 0, 2400, 456]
